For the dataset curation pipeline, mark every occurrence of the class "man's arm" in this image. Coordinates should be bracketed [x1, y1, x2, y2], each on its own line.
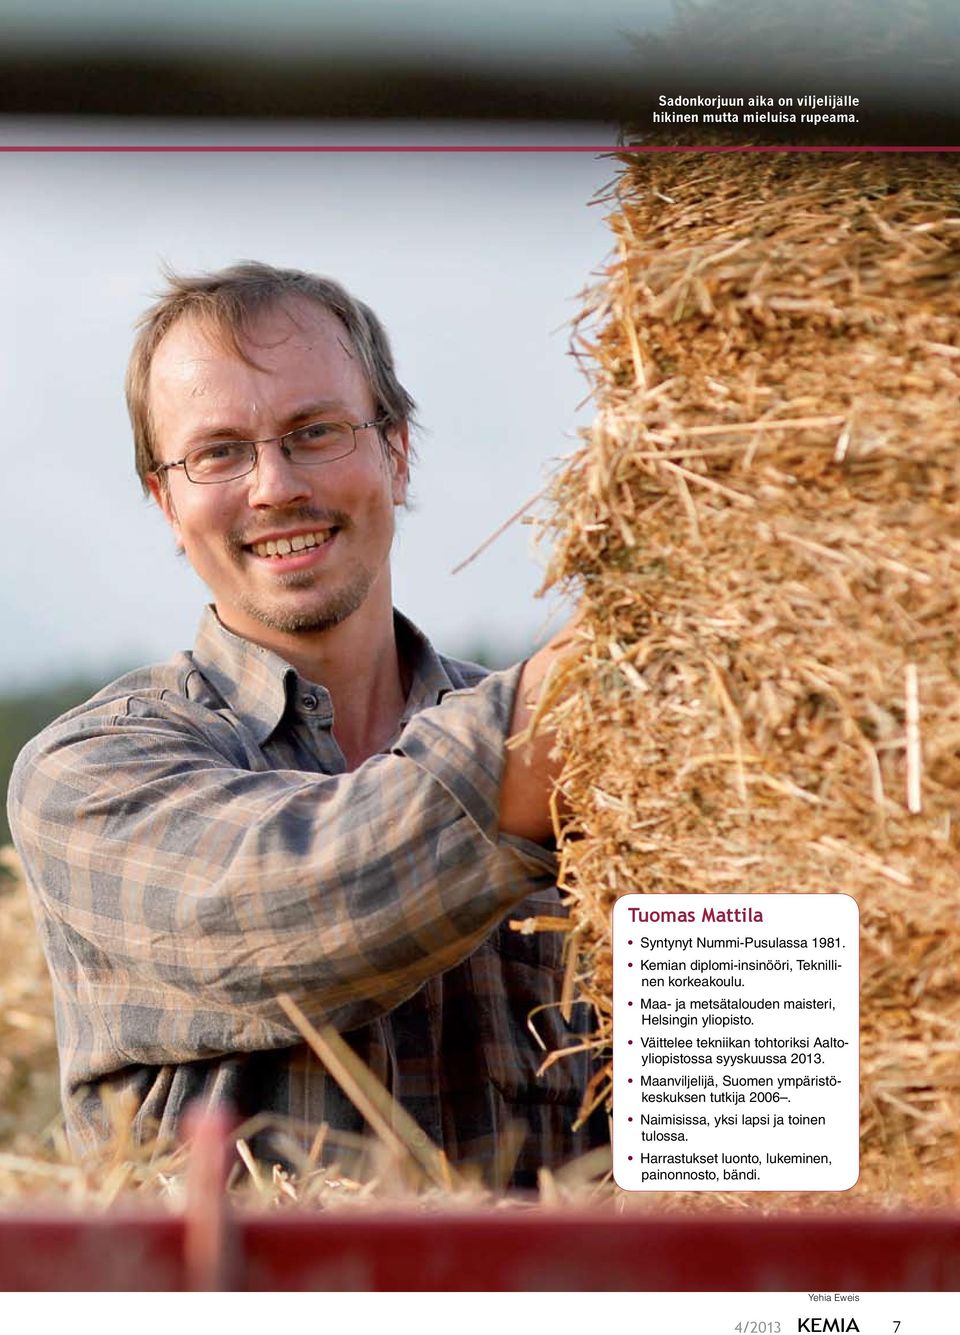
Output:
[500, 620, 579, 843]
[6, 662, 559, 1080]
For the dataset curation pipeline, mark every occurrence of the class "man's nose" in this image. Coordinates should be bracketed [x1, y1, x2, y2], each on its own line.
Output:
[246, 439, 312, 507]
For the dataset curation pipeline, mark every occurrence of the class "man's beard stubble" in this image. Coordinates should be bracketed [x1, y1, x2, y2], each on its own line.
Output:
[227, 505, 376, 635]
[236, 564, 375, 634]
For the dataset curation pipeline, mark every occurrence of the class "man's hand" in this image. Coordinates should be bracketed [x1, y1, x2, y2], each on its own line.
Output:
[498, 618, 581, 843]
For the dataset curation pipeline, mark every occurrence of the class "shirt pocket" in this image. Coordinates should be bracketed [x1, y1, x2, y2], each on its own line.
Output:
[480, 890, 590, 1108]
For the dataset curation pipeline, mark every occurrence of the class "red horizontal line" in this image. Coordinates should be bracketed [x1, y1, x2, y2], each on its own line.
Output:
[0, 144, 957, 154]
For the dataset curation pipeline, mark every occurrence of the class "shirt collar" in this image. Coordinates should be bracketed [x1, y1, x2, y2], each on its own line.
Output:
[190, 605, 455, 746]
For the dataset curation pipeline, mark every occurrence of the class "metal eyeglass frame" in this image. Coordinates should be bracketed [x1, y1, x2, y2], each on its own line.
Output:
[150, 417, 389, 485]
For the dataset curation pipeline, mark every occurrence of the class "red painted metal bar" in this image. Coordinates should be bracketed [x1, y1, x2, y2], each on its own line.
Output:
[0, 1215, 186, 1291]
[182, 1105, 235, 1291]
[237, 1212, 960, 1292]
[3, 1117, 956, 1291]
[1, 1211, 958, 1291]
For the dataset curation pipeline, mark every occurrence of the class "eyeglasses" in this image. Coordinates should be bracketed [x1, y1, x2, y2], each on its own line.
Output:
[151, 418, 388, 485]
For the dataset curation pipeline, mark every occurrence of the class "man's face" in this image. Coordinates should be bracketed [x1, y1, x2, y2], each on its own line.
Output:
[146, 299, 408, 645]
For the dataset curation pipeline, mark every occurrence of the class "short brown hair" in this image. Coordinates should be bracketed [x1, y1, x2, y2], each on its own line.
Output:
[127, 261, 417, 493]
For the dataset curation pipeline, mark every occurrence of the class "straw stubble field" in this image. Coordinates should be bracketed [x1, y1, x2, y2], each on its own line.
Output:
[0, 847, 59, 1154]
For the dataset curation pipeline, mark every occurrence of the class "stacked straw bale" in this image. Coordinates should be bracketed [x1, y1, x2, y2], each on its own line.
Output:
[541, 151, 960, 1207]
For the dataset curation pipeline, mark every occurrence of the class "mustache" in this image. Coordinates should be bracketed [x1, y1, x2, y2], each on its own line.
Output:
[227, 507, 351, 553]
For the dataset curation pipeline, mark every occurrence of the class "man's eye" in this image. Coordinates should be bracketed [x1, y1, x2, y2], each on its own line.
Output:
[295, 422, 342, 444]
[194, 442, 244, 463]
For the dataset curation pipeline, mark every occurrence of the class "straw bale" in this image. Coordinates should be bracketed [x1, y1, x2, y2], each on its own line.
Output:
[540, 151, 960, 1208]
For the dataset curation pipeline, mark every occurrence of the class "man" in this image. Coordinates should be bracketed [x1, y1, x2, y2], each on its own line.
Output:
[8, 262, 604, 1188]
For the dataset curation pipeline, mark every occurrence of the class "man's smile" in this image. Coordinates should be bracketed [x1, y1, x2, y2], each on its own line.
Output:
[245, 527, 339, 560]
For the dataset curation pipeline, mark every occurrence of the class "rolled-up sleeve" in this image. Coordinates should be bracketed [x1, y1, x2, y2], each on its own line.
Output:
[7, 664, 557, 1081]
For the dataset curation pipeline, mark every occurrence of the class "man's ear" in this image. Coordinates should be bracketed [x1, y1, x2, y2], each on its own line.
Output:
[387, 423, 410, 507]
[147, 472, 183, 545]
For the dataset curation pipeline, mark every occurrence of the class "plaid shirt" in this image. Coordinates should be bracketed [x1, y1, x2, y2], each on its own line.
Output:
[8, 608, 604, 1186]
